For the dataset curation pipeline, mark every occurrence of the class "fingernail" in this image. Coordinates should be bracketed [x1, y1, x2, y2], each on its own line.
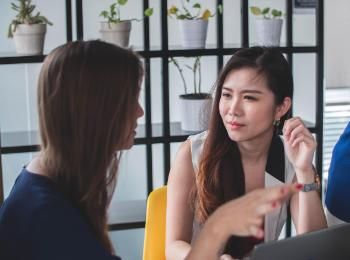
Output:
[295, 183, 303, 190]
[272, 201, 277, 208]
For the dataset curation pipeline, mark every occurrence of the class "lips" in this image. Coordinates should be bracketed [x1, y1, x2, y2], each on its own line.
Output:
[228, 121, 244, 129]
[230, 122, 244, 126]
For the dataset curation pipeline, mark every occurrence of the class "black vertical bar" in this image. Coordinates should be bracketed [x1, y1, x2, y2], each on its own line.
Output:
[285, 0, 293, 238]
[217, 0, 224, 70]
[143, 0, 150, 51]
[161, 0, 171, 183]
[0, 131, 3, 204]
[241, 0, 249, 47]
[316, 0, 324, 195]
[286, 0, 293, 48]
[143, 0, 153, 194]
[76, 0, 84, 40]
[65, 0, 73, 42]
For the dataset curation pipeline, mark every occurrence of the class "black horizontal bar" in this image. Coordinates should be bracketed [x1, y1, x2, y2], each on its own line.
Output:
[0, 46, 319, 65]
[0, 55, 46, 64]
[1, 125, 319, 154]
[108, 221, 145, 231]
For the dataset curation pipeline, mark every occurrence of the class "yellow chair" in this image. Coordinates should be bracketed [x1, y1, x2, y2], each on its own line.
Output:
[143, 186, 167, 260]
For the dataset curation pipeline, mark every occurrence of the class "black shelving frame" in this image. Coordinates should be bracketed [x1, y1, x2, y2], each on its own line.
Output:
[0, 0, 324, 235]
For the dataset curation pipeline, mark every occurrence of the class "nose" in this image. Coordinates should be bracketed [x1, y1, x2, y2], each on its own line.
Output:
[137, 102, 144, 118]
[228, 98, 242, 117]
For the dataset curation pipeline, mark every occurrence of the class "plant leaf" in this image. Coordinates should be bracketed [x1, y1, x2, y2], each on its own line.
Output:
[272, 9, 282, 17]
[118, 0, 128, 6]
[250, 6, 261, 16]
[168, 5, 178, 15]
[201, 9, 211, 20]
[217, 4, 223, 14]
[193, 3, 201, 9]
[144, 8, 153, 17]
[262, 7, 270, 15]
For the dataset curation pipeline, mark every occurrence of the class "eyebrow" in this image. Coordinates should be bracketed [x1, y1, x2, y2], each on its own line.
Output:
[222, 87, 264, 94]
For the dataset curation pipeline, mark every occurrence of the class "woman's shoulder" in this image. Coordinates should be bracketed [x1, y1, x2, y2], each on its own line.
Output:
[187, 130, 208, 143]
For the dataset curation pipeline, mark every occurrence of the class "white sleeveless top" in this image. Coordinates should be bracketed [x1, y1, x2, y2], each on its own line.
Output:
[188, 131, 296, 245]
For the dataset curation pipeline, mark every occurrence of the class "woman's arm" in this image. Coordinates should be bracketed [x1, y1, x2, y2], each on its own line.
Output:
[290, 168, 327, 233]
[186, 184, 300, 260]
[166, 140, 196, 260]
[283, 117, 327, 233]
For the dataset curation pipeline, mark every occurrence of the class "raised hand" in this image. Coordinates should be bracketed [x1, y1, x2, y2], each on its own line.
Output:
[210, 183, 301, 239]
[186, 183, 302, 260]
[282, 117, 316, 173]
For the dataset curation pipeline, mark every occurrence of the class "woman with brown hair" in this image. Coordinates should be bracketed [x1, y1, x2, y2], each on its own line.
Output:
[166, 47, 327, 260]
[0, 40, 143, 260]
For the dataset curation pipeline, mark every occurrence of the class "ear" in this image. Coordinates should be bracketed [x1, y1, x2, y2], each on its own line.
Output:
[274, 97, 292, 120]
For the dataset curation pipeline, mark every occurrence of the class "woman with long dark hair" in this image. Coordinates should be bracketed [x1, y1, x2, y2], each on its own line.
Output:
[166, 47, 327, 259]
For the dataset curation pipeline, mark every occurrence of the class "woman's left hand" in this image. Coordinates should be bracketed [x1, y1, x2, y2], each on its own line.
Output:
[283, 117, 316, 173]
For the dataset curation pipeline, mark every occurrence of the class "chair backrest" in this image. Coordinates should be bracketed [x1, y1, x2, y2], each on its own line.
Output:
[143, 186, 167, 260]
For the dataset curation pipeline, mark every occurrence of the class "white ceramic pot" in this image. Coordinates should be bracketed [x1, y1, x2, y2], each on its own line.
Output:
[99, 21, 132, 48]
[13, 24, 47, 55]
[179, 19, 208, 49]
[255, 18, 283, 47]
[179, 94, 212, 132]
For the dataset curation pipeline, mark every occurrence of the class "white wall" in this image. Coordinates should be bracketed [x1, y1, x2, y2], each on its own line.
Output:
[325, 0, 350, 87]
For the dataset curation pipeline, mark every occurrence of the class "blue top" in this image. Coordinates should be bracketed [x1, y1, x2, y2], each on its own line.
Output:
[0, 168, 121, 260]
[326, 121, 350, 222]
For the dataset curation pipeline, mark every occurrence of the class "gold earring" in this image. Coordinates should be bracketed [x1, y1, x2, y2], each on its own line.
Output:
[273, 119, 280, 127]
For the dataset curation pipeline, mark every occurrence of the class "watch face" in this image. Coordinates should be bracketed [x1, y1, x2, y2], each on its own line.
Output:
[302, 182, 319, 192]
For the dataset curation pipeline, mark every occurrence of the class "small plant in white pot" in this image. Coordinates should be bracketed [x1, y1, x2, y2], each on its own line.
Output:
[99, 0, 153, 48]
[8, 0, 52, 55]
[170, 56, 212, 132]
[168, 1, 222, 49]
[250, 6, 283, 47]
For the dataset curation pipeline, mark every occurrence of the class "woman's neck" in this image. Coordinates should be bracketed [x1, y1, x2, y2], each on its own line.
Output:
[26, 153, 51, 179]
[237, 130, 274, 163]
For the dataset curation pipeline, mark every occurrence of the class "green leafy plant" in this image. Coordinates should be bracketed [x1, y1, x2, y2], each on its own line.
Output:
[168, 0, 222, 20]
[250, 6, 283, 19]
[8, 0, 53, 38]
[170, 56, 208, 96]
[100, 0, 153, 24]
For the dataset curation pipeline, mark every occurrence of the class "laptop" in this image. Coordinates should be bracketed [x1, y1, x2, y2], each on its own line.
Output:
[250, 223, 350, 260]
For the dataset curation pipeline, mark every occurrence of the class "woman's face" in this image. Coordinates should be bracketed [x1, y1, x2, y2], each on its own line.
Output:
[122, 98, 144, 150]
[219, 68, 281, 143]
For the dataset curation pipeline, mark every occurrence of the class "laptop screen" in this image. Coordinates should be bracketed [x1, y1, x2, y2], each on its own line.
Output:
[250, 223, 350, 260]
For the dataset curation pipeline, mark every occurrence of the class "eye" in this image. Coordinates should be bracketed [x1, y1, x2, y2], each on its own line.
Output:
[221, 92, 231, 98]
[244, 95, 257, 101]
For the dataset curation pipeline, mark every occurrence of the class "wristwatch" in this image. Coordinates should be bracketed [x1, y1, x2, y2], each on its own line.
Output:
[301, 171, 321, 192]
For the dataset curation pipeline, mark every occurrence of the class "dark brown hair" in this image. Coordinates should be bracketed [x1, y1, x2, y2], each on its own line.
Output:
[193, 47, 293, 257]
[37, 40, 143, 253]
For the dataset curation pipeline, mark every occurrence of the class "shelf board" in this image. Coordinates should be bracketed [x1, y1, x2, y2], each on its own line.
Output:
[107, 199, 146, 231]
[0, 52, 46, 64]
[0, 121, 317, 154]
[0, 44, 320, 64]
[0, 122, 194, 153]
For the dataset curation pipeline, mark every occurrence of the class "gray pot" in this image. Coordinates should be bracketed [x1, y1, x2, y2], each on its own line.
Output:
[179, 19, 208, 49]
[99, 21, 132, 48]
[179, 94, 212, 132]
[13, 24, 47, 55]
[255, 18, 283, 46]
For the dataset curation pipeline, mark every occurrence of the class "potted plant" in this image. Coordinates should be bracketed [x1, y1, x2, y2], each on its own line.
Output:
[99, 0, 153, 48]
[168, 1, 222, 49]
[7, 0, 52, 55]
[250, 6, 283, 47]
[170, 56, 212, 132]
